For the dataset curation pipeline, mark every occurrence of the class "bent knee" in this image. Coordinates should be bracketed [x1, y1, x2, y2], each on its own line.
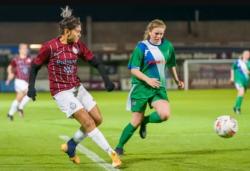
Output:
[131, 115, 144, 128]
[84, 119, 96, 129]
[160, 112, 170, 121]
[95, 116, 103, 126]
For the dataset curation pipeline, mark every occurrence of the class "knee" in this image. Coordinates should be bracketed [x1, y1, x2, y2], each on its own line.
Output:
[95, 116, 103, 127]
[238, 89, 245, 96]
[159, 111, 170, 121]
[131, 115, 144, 128]
[84, 119, 96, 129]
[239, 92, 245, 96]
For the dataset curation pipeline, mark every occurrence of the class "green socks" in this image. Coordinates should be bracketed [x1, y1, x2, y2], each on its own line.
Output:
[116, 112, 163, 149]
[143, 111, 162, 125]
[116, 123, 136, 148]
[234, 96, 243, 109]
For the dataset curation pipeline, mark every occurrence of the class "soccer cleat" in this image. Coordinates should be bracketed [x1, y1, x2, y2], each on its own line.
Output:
[110, 151, 122, 168]
[17, 108, 24, 117]
[233, 107, 241, 115]
[139, 122, 147, 139]
[115, 147, 124, 156]
[61, 139, 80, 164]
[7, 114, 14, 121]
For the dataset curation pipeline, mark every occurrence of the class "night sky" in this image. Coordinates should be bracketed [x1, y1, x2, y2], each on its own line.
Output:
[0, 0, 250, 21]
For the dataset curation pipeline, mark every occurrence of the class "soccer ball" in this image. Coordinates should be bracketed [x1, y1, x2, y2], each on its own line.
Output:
[214, 115, 238, 138]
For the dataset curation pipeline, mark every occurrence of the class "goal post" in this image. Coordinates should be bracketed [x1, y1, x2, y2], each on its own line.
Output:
[183, 59, 234, 90]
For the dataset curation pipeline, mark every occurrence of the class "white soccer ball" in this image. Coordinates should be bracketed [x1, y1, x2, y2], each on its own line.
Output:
[214, 115, 238, 138]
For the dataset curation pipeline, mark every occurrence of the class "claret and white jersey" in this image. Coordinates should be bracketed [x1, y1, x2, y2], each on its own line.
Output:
[33, 37, 94, 96]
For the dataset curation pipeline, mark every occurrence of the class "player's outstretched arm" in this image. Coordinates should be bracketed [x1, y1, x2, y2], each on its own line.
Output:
[88, 57, 115, 91]
[170, 67, 184, 89]
[230, 69, 234, 84]
[27, 63, 42, 101]
[5, 65, 15, 85]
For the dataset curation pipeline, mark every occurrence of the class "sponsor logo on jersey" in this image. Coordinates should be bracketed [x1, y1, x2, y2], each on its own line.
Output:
[148, 60, 166, 65]
[64, 66, 74, 74]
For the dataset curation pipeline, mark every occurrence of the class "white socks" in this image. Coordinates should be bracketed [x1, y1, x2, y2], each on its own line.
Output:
[73, 129, 87, 143]
[71, 128, 114, 156]
[8, 100, 19, 116]
[87, 128, 113, 155]
[18, 95, 30, 110]
[8, 96, 31, 116]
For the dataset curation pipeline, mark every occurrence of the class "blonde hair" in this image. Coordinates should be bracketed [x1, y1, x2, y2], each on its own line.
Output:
[143, 19, 166, 40]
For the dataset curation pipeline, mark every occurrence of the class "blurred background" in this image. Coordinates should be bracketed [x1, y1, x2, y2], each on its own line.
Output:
[1, 0, 250, 92]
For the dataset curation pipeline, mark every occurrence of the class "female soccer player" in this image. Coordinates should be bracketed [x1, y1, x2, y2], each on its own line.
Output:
[115, 19, 184, 155]
[230, 50, 250, 114]
[6, 43, 32, 120]
[27, 6, 121, 168]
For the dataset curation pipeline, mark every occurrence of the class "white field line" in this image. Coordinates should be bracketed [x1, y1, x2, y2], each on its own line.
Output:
[59, 135, 120, 171]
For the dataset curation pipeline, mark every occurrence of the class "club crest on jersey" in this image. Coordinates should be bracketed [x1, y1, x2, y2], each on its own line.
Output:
[72, 47, 79, 54]
[26, 58, 31, 63]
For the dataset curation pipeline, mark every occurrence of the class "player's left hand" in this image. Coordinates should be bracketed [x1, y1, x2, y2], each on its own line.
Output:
[105, 81, 115, 92]
[176, 80, 184, 89]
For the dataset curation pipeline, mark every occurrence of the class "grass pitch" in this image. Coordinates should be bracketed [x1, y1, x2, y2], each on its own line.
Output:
[0, 89, 250, 171]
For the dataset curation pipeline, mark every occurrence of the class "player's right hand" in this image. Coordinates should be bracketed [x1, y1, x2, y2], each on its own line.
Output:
[27, 86, 37, 101]
[146, 78, 160, 88]
[177, 80, 184, 89]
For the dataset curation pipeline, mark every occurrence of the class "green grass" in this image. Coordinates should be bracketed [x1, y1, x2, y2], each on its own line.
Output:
[0, 89, 250, 171]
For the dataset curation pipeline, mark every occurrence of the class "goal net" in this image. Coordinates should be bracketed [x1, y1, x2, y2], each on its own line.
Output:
[183, 59, 234, 90]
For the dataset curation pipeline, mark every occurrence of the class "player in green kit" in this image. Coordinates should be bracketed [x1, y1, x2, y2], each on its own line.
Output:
[230, 50, 250, 114]
[115, 19, 184, 155]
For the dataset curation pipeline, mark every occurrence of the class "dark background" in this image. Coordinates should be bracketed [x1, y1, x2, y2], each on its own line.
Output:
[1, 0, 250, 21]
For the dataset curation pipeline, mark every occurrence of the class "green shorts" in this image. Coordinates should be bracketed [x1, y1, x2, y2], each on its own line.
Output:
[235, 81, 248, 90]
[127, 84, 169, 112]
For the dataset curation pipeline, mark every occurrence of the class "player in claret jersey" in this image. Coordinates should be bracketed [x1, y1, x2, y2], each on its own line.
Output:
[6, 43, 32, 120]
[27, 6, 121, 168]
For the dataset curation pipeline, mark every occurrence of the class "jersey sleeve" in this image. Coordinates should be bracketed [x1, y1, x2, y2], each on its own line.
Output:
[166, 43, 176, 68]
[10, 58, 17, 68]
[232, 61, 237, 70]
[33, 42, 50, 65]
[78, 41, 94, 61]
[128, 43, 144, 70]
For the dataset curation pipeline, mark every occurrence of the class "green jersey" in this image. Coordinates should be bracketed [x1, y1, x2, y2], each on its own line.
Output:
[126, 39, 175, 111]
[232, 59, 250, 87]
[128, 39, 176, 88]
